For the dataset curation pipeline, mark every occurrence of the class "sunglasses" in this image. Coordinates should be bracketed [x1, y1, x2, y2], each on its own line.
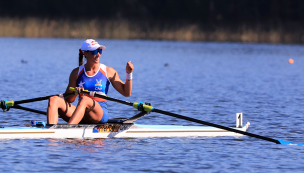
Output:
[90, 49, 102, 55]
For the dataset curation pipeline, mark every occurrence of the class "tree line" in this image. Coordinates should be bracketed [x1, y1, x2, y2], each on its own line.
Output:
[1, 0, 304, 24]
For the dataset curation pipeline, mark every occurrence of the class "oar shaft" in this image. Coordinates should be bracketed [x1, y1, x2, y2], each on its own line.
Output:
[73, 87, 300, 145]
[80, 90, 133, 106]
[153, 108, 280, 144]
[101, 96, 133, 106]
[14, 93, 74, 105]
[80, 88, 280, 144]
[13, 105, 47, 115]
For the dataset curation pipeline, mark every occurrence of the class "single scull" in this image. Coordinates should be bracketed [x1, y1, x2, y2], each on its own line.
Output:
[0, 113, 250, 139]
[0, 87, 302, 145]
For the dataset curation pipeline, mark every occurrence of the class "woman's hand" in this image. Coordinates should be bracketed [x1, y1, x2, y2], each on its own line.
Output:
[126, 61, 134, 74]
[75, 87, 84, 94]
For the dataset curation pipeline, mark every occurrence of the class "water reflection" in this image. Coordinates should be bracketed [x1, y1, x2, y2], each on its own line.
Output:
[46, 138, 136, 153]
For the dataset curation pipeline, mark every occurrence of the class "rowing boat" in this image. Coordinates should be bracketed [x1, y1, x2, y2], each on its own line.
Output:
[0, 87, 302, 145]
[0, 114, 250, 139]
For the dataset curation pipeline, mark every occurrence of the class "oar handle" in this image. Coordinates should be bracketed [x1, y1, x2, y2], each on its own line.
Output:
[68, 87, 89, 95]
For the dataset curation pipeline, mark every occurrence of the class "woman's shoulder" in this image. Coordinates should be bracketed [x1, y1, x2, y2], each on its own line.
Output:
[72, 66, 81, 73]
[106, 66, 116, 73]
[69, 66, 80, 78]
[106, 66, 117, 79]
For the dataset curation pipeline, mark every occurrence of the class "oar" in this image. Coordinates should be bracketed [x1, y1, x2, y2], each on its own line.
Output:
[1, 92, 74, 113]
[71, 87, 303, 146]
[12, 105, 47, 115]
[14, 92, 74, 105]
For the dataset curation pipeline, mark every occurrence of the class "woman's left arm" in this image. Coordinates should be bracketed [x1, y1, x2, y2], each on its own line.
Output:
[107, 61, 134, 97]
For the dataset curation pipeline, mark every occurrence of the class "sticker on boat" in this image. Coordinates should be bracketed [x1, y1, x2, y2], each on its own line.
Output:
[93, 124, 132, 133]
[93, 124, 122, 133]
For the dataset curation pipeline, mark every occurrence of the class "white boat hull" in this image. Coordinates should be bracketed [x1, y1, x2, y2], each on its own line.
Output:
[0, 122, 250, 139]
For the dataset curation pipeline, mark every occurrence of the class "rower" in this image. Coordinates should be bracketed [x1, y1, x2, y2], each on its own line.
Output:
[47, 39, 134, 125]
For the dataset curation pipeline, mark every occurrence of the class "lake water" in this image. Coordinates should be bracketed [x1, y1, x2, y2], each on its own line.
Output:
[0, 38, 304, 172]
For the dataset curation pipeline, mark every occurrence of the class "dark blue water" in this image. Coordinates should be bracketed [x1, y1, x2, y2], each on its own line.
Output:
[0, 38, 304, 172]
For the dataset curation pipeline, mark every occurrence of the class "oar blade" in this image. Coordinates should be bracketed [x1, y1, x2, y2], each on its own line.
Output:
[277, 139, 304, 146]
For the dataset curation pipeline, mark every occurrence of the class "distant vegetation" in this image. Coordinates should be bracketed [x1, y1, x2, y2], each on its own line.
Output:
[1, 0, 304, 43]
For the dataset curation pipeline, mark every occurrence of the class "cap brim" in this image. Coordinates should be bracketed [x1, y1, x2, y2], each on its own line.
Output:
[98, 45, 106, 49]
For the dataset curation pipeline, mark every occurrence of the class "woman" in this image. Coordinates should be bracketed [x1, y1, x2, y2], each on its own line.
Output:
[47, 39, 134, 124]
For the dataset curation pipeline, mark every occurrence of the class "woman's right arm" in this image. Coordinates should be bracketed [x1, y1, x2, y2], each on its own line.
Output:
[64, 68, 79, 103]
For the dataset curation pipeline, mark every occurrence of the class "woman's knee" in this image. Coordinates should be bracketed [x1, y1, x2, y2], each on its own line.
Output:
[48, 96, 61, 106]
[79, 96, 92, 105]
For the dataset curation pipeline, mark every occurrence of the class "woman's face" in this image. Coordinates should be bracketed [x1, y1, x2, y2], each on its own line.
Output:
[84, 49, 101, 64]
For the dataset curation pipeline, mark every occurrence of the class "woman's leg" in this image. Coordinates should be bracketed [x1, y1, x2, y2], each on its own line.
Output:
[68, 96, 104, 124]
[47, 96, 76, 124]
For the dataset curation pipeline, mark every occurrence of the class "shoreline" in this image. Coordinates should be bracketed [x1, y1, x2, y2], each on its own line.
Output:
[1, 17, 304, 44]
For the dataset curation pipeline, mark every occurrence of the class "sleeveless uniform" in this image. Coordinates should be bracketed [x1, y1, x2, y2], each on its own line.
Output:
[76, 63, 110, 123]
